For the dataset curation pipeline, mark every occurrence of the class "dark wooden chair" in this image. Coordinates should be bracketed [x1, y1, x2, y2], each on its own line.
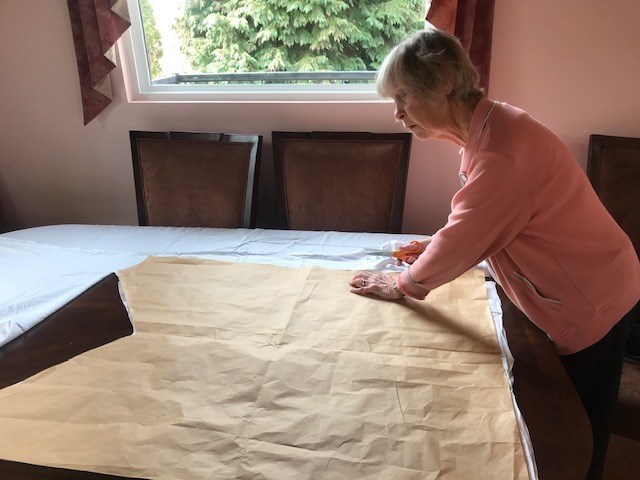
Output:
[587, 134, 640, 442]
[271, 131, 411, 233]
[587, 134, 640, 257]
[130, 131, 262, 228]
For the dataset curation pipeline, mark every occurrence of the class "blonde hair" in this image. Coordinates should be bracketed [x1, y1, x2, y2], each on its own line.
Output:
[376, 28, 483, 107]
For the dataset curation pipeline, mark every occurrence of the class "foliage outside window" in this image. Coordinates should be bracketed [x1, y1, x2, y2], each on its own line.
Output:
[133, 0, 425, 92]
[139, 0, 164, 79]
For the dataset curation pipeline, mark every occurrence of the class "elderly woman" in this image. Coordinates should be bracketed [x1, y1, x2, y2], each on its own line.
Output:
[350, 28, 640, 480]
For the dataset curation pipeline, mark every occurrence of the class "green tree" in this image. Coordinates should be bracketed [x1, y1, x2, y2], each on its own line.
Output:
[175, 0, 424, 75]
[140, 0, 164, 78]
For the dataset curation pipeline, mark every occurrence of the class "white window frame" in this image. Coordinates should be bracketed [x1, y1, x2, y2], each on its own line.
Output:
[120, 0, 388, 103]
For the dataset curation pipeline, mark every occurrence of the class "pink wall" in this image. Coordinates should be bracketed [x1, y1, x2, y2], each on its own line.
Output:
[490, 0, 640, 165]
[1, 0, 639, 234]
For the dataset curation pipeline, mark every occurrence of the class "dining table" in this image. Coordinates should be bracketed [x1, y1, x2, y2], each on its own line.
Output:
[0, 224, 592, 480]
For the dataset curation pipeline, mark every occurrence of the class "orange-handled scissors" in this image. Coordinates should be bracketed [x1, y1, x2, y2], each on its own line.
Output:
[365, 240, 424, 263]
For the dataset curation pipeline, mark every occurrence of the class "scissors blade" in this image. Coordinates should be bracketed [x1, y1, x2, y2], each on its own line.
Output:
[364, 249, 410, 261]
[363, 249, 394, 257]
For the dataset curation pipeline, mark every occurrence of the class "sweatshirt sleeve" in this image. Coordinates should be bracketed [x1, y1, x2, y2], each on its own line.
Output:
[397, 151, 532, 299]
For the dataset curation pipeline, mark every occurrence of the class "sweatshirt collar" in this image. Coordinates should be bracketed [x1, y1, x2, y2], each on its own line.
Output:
[460, 97, 494, 172]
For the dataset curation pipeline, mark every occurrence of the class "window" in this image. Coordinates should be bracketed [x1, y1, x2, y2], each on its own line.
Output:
[122, 0, 426, 102]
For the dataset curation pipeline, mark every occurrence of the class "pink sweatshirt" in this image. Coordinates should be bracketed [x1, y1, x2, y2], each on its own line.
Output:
[397, 98, 640, 354]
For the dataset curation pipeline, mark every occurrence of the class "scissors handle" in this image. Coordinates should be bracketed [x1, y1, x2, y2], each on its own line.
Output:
[391, 240, 423, 263]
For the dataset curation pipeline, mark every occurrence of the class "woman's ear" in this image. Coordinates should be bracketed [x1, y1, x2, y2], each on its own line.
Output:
[446, 81, 454, 96]
[444, 67, 455, 96]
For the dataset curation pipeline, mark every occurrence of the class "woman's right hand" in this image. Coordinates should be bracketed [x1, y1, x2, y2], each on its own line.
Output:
[393, 239, 430, 265]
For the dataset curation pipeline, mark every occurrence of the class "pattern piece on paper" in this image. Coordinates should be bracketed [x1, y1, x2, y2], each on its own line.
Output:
[0, 257, 528, 479]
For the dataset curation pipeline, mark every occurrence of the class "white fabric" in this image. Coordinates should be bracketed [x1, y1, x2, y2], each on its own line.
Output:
[1, 225, 419, 348]
[0, 224, 537, 479]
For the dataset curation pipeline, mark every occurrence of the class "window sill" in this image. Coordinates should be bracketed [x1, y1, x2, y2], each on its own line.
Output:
[124, 88, 388, 104]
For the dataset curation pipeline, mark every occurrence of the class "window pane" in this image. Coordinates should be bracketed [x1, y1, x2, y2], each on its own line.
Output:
[139, 0, 425, 86]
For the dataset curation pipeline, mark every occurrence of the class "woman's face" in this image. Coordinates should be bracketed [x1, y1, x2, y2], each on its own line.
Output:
[392, 87, 460, 145]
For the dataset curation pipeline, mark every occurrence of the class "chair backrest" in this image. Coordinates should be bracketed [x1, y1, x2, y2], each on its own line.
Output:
[587, 134, 640, 257]
[130, 131, 262, 228]
[272, 131, 411, 233]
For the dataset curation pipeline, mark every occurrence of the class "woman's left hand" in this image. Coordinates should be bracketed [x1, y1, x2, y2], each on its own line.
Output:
[350, 271, 404, 300]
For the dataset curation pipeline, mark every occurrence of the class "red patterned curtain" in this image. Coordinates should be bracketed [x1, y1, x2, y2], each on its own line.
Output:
[67, 0, 131, 125]
[426, 0, 495, 92]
